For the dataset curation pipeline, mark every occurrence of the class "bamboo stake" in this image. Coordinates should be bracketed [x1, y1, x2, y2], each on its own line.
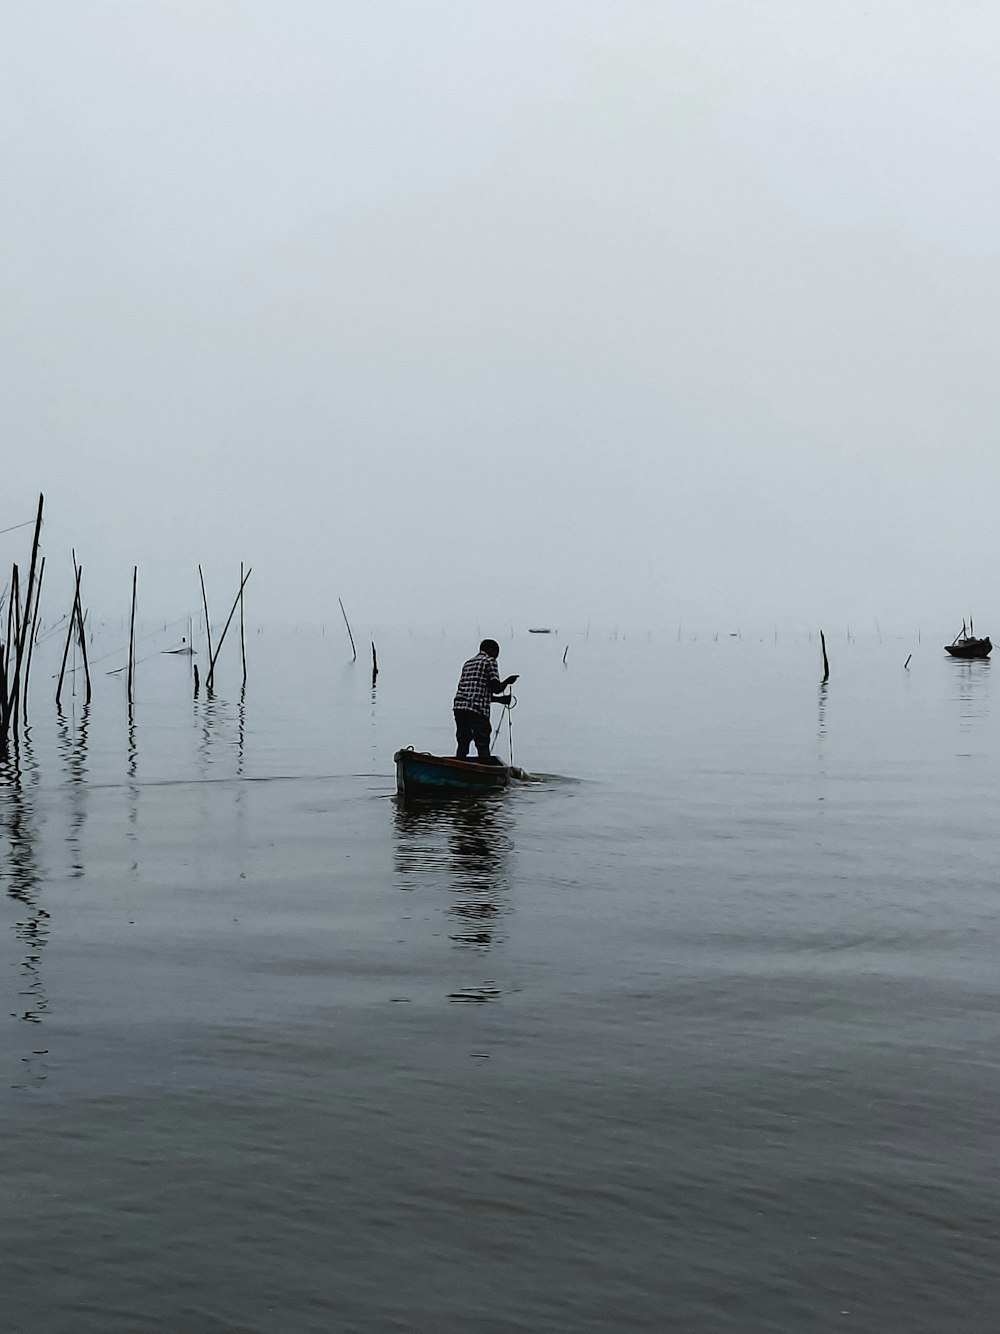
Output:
[12, 495, 43, 668]
[6, 495, 44, 731]
[8, 567, 21, 734]
[820, 629, 830, 681]
[205, 567, 252, 691]
[0, 641, 7, 753]
[239, 560, 247, 686]
[199, 565, 214, 680]
[339, 597, 357, 661]
[127, 566, 137, 702]
[56, 565, 84, 706]
[3, 565, 17, 683]
[22, 556, 44, 718]
[371, 640, 378, 687]
[72, 557, 92, 704]
[12, 567, 21, 657]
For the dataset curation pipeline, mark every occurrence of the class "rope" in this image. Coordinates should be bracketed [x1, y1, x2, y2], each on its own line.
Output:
[52, 612, 199, 677]
[0, 518, 36, 539]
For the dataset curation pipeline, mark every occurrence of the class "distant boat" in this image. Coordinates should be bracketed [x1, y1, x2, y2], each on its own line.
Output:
[945, 622, 992, 658]
[394, 749, 510, 797]
[528, 627, 552, 634]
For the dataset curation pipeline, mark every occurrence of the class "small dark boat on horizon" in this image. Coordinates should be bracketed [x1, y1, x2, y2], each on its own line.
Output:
[394, 748, 511, 797]
[945, 621, 992, 659]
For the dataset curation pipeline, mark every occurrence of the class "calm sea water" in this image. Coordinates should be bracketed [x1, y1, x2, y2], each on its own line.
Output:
[3, 626, 1000, 1332]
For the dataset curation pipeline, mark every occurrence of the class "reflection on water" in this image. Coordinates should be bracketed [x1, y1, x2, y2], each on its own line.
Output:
[817, 679, 828, 740]
[393, 796, 513, 950]
[0, 733, 50, 1085]
[126, 703, 139, 865]
[197, 689, 245, 773]
[237, 684, 246, 776]
[949, 657, 990, 732]
[56, 702, 90, 879]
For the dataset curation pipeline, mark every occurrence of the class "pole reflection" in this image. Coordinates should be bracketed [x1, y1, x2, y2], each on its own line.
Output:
[196, 690, 243, 773]
[817, 679, 828, 740]
[393, 796, 513, 950]
[1, 732, 50, 1085]
[237, 684, 246, 777]
[56, 702, 90, 880]
[127, 701, 139, 869]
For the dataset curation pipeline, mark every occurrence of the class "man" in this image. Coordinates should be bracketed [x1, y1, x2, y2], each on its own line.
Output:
[453, 638, 519, 762]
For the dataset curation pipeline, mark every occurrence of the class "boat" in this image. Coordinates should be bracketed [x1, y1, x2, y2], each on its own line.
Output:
[394, 748, 510, 797]
[945, 636, 992, 659]
[528, 627, 552, 634]
[945, 622, 992, 658]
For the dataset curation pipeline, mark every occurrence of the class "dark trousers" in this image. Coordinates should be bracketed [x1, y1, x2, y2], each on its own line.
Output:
[454, 709, 491, 760]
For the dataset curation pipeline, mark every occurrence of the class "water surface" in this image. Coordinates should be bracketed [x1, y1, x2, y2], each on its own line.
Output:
[3, 628, 999, 1331]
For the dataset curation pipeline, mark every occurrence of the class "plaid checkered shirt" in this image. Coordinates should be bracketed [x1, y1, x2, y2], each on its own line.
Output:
[453, 651, 501, 718]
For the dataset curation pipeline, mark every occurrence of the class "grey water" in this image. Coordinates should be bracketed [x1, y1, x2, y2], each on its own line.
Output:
[3, 627, 1000, 1332]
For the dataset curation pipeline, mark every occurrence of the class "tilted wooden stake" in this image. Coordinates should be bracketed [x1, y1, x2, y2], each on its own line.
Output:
[72, 554, 92, 704]
[339, 597, 357, 661]
[127, 565, 137, 703]
[56, 564, 85, 706]
[239, 560, 247, 686]
[205, 566, 252, 691]
[199, 565, 214, 678]
[22, 555, 44, 718]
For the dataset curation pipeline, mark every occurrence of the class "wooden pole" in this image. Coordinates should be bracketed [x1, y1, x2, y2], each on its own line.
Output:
[3, 565, 17, 684]
[3, 495, 44, 733]
[205, 567, 252, 691]
[10, 493, 43, 688]
[21, 556, 44, 719]
[72, 557, 92, 704]
[0, 635, 7, 754]
[339, 597, 357, 661]
[127, 565, 137, 703]
[239, 561, 247, 686]
[56, 565, 84, 706]
[820, 629, 830, 681]
[11, 567, 21, 657]
[199, 565, 214, 683]
[371, 640, 378, 687]
[8, 567, 21, 733]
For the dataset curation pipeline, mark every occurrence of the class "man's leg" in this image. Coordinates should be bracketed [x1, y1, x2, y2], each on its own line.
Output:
[455, 710, 473, 759]
[471, 712, 492, 760]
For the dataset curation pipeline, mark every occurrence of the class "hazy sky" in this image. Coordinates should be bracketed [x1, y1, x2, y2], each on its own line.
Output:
[3, 1, 999, 634]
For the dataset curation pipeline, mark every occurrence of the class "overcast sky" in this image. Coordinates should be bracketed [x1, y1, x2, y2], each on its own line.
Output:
[3, 1, 998, 635]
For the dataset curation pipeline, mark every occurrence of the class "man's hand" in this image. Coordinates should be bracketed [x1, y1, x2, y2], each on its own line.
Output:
[504, 674, 519, 687]
[493, 694, 512, 706]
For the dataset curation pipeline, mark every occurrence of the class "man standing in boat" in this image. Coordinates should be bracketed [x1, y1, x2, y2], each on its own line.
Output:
[453, 639, 518, 763]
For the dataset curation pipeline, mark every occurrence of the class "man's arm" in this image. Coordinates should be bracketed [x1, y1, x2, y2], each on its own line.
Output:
[490, 672, 518, 704]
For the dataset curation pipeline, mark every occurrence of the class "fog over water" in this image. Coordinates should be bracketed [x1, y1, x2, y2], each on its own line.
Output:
[4, 2, 1000, 633]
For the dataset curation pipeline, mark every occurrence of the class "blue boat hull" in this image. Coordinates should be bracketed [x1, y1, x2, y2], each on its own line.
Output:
[394, 749, 510, 796]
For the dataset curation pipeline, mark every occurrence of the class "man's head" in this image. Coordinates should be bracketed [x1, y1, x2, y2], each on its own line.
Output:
[479, 638, 500, 659]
